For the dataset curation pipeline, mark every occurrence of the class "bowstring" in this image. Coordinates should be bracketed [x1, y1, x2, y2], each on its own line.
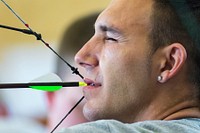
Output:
[1, 0, 85, 132]
[0, 0, 84, 79]
[50, 96, 85, 133]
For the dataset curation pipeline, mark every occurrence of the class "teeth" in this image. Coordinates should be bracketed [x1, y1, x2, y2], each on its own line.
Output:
[90, 83, 95, 86]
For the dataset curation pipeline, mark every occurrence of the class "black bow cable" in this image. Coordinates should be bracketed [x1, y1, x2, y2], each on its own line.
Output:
[50, 96, 85, 133]
[1, 0, 85, 132]
[0, 24, 41, 39]
[0, 0, 83, 79]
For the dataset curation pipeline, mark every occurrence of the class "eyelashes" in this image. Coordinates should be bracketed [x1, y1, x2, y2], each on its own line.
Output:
[105, 37, 118, 43]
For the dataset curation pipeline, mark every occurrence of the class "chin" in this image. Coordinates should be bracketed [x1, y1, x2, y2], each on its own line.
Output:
[83, 102, 103, 121]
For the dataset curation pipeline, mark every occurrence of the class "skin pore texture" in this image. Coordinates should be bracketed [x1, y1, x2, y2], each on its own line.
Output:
[75, 0, 200, 123]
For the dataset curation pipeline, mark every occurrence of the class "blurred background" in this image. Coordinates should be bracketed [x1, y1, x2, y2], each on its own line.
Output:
[0, 0, 109, 132]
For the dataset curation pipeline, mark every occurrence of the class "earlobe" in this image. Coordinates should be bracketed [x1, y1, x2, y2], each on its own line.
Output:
[158, 43, 187, 83]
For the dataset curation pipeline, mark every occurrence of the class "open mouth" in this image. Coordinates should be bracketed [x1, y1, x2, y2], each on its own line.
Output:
[84, 78, 101, 87]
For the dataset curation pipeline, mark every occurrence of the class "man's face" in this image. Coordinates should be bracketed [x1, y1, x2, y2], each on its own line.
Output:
[75, 0, 155, 122]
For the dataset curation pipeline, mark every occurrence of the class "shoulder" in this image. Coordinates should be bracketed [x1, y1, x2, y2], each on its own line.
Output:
[58, 118, 200, 133]
[133, 118, 200, 133]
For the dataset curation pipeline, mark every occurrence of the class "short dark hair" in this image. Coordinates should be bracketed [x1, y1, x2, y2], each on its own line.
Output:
[150, 0, 200, 95]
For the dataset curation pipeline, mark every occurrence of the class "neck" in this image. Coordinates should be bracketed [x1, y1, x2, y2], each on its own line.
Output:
[163, 100, 200, 120]
[135, 83, 200, 122]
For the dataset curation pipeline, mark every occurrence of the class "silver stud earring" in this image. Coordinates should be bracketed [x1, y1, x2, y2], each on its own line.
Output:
[157, 75, 162, 81]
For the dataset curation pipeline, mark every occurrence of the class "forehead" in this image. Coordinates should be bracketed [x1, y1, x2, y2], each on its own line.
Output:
[95, 0, 153, 33]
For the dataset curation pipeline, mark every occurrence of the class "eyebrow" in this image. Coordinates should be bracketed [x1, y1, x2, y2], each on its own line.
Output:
[98, 24, 122, 35]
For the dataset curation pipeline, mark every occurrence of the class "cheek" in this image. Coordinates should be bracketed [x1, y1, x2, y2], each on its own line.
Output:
[101, 45, 152, 94]
[101, 45, 137, 73]
[102, 45, 125, 66]
[100, 46, 136, 97]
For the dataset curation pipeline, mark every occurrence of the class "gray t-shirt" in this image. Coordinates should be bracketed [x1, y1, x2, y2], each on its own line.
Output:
[58, 118, 200, 133]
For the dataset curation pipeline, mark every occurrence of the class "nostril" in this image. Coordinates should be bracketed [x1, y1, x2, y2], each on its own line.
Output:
[74, 47, 99, 68]
[79, 62, 90, 68]
[76, 57, 98, 69]
[79, 62, 85, 66]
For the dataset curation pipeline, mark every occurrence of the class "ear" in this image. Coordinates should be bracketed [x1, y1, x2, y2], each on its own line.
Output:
[158, 43, 187, 83]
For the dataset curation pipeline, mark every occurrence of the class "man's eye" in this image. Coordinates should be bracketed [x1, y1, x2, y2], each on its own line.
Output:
[105, 37, 117, 42]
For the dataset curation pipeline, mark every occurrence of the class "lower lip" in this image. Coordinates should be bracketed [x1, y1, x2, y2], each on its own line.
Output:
[83, 84, 101, 90]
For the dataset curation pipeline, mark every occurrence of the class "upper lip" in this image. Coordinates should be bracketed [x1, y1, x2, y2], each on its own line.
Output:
[84, 78, 102, 87]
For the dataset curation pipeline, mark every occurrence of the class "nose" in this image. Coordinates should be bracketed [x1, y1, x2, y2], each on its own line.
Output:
[75, 37, 99, 70]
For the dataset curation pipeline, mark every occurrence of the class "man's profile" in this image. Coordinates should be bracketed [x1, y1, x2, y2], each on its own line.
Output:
[58, 0, 200, 132]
